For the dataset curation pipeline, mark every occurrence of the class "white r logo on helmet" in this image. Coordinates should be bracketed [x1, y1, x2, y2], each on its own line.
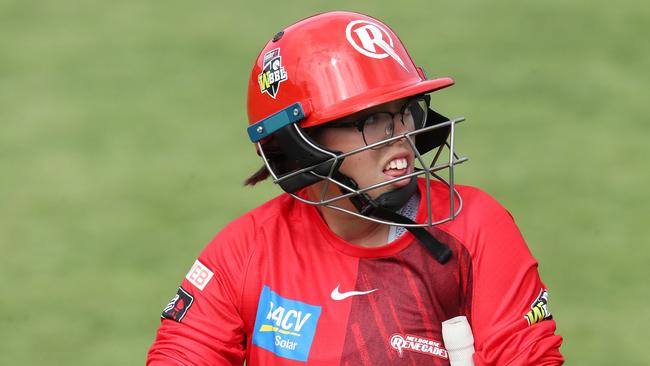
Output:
[346, 20, 407, 71]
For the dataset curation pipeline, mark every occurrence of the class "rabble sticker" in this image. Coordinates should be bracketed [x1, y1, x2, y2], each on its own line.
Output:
[252, 286, 322, 362]
[257, 48, 288, 99]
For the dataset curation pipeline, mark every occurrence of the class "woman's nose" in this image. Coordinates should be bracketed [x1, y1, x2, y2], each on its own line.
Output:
[392, 113, 409, 135]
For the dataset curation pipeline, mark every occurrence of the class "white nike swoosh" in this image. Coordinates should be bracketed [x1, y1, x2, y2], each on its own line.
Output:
[330, 284, 378, 301]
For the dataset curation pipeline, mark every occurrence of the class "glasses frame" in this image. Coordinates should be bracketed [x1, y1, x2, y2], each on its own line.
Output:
[326, 96, 430, 149]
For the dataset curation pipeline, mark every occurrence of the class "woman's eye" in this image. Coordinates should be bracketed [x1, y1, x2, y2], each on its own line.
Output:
[364, 115, 379, 125]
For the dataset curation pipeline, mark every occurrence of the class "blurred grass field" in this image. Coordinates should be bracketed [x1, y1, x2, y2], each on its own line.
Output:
[1, 0, 648, 364]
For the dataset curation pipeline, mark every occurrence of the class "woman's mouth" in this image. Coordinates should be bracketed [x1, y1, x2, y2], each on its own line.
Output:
[383, 157, 409, 178]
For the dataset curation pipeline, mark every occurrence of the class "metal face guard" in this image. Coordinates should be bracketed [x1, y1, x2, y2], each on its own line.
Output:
[258, 116, 468, 227]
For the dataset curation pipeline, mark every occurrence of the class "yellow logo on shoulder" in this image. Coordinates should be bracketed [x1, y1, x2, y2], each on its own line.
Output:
[524, 288, 552, 326]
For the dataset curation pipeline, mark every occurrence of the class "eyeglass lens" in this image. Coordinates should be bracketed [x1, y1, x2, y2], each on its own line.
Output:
[362, 98, 428, 146]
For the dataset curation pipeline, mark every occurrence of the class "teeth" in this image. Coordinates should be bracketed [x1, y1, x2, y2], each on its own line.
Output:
[384, 158, 407, 171]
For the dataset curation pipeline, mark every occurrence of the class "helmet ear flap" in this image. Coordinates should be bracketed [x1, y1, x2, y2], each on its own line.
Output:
[263, 124, 343, 193]
[415, 108, 450, 154]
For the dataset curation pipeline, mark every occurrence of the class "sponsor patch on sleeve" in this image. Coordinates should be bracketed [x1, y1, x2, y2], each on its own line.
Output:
[185, 259, 214, 291]
[524, 288, 553, 326]
[161, 286, 194, 322]
[252, 286, 322, 362]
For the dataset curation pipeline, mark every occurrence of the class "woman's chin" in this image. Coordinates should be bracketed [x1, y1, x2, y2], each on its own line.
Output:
[362, 176, 412, 199]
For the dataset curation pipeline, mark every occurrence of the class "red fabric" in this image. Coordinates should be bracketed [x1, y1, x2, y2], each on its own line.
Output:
[438, 187, 564, 365]
[147, 180, 563, 365]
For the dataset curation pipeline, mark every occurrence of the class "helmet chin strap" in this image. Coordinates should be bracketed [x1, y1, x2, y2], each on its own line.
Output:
[334, 173, 452, 264]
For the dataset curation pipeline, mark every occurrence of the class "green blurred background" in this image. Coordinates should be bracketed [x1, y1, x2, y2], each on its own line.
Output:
[1, 0, 648, 364]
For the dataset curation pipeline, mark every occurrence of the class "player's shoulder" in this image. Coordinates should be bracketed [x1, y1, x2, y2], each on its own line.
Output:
[437, 184, 521, 253]
[204, 191, 297, 252]
[455, 184, 512, 222]
[245, 190, 300, 226]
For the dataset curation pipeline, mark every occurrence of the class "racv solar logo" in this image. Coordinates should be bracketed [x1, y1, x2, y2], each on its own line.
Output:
[252, 286, 322, 362]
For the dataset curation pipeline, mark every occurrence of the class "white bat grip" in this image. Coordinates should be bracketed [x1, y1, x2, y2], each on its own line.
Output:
[442, 316, 475, 366]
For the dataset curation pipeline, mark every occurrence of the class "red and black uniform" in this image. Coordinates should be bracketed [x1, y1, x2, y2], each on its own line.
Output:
[148, 180, 563, 365]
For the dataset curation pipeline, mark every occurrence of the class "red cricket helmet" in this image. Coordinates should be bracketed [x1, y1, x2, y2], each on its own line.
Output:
[246, 11, 454, 131]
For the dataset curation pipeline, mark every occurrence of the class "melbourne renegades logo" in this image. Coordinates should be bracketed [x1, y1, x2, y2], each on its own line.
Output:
[390, 333, 449, 360]
[257, 48, 288, 99]
[345, 20, 407, 71]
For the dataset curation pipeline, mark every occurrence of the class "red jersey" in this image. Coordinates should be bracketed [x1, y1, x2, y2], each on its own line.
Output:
[147, 180, 563, 365]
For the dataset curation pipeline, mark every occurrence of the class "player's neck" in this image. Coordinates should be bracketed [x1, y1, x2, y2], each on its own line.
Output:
[317, 204, 390, 247]
[306, 185, 389, 247]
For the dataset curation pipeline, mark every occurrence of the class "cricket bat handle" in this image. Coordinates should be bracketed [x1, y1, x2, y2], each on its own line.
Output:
[442, 316, 475, 366]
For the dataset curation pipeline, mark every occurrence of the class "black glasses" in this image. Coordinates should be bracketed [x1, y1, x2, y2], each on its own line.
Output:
[327, 96, 429, 148]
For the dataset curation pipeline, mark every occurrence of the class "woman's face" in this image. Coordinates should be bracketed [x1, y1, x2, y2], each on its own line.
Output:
[313, 98, 416, 199]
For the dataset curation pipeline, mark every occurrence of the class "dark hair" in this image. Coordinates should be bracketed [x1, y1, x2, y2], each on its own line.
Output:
[244, 165, 271, 186]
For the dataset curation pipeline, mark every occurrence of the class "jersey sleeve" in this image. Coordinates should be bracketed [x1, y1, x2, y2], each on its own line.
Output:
[147, 214, 256, 366]
[464, 190, 564, 366]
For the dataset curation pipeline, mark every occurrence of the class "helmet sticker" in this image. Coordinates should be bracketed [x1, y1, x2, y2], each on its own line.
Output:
[258, 48, 288, 99]
[345, 20, 407, 71]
